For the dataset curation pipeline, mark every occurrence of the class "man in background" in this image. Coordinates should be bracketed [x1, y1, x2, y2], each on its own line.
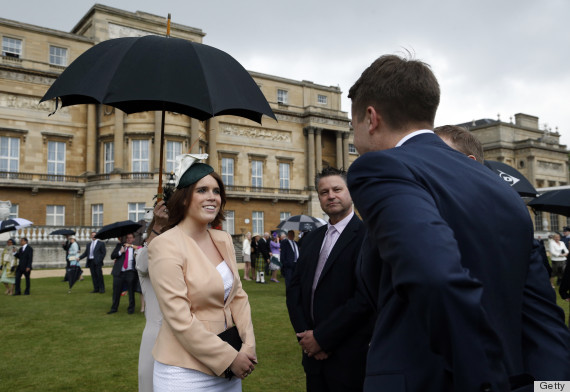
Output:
[287, 167, 372, 392]
[434, 124, 484, 163]
[280, 230, 299, 289]
[79, 231, 107, 294]
[107, 233, 137, 314]
[14, 237, 33, 295]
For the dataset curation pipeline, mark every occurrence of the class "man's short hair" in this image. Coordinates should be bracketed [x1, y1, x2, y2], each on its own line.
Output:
[434, 125, 484, 163]
[348, 54, 440, 131]
[314, 166, 347, 190]
[21, 237, 28, 243]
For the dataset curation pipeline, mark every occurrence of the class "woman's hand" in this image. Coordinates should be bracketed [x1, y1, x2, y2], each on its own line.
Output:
[153, 200, 169, 230]
[229, 352, 257, 380]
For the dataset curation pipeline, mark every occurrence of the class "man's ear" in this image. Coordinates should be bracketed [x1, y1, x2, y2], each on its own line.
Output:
[367, 106, 380, 134]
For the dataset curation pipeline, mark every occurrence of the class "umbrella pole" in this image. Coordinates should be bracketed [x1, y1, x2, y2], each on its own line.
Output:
[157, 110, 166, 202]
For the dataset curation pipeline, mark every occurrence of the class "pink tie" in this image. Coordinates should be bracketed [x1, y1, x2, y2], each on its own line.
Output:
[123, 248, 129, 270]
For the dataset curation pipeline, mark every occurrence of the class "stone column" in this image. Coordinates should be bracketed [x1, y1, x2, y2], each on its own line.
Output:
[342, 132, 350, 170]
[315, 128, 322, 173]
[526, 155, 535, 187]
[190, 118, 201, 153]
[154, 111, 163, 172]
[207, 118, 218, 171]
[114, 110, 124, 172]
[336, 131, 343, 169]
[86, 104, 96, 174]
[305, 127, 315, 190]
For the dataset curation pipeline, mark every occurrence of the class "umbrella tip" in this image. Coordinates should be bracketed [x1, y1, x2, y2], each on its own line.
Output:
[166, 13, 171, 37]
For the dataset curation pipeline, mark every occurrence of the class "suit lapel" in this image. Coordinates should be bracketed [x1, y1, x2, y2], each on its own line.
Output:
[302, 226, 327, 296]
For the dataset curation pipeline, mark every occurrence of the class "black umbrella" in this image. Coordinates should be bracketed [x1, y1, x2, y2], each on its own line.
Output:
[277, 215, 325, 232]
[483, 160, 538, 198]
[95, 220, 142, 240]
[0, 218, 33, 234]
[49, 229, 76, 236]
[528, 189, 570, 217]
[40, 33, 276, 199]
[67, 265, 82, 292]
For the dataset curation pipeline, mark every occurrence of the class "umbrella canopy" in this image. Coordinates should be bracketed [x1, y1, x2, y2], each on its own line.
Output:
[277, 215, 325, 232]
[528, 189, 570, 217]
[483, 160, 538, 198]
[67, 266, 82, 290]
[49, 229, 76, 236]
[0, 218, 33, 234]
[40, 35, 276, 124]
[95, 220, 142, 240]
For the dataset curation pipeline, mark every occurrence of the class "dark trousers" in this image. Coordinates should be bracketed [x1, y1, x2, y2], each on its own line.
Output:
[110, 270, 136, 312]
[282, 263, 296, 290]
[15, 269, 31, 295]
[306, 371, 363, 392]
[88, 261, 105, 293]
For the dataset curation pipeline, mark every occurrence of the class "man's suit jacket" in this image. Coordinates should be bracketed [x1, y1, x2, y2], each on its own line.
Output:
[286, 214, 373, 388]
[348, 133, 570, 392]
[256, 237, 270, 261]
[15, 245, 33, 271]
[79, 240, 106, 267]
[110, 243, 137, 277]
[148, 227, 255, 377]
[280, 239, 298, 272]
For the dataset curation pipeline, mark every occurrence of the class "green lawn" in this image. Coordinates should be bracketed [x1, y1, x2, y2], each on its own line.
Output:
[0, 272, 305, 392]
[1, 272, 569, 392]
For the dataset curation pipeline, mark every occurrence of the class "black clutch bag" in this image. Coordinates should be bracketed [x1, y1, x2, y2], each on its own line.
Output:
[218, 326, 242, 351]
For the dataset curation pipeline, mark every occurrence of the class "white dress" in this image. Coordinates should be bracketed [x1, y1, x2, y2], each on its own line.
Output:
[153, 261, 241, 392]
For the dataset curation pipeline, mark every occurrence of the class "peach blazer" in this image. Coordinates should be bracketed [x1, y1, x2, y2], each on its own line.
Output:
[148, 226, 256, 376]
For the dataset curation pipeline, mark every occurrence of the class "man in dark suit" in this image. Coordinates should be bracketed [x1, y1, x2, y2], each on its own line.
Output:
[107, 233, 137, 314]
[79, 231, 107, 293]
[286, 167, 373, 392]
[14, 237, 33, 295]
[347, 54, 570, 391]
[280, 229, 299, 289]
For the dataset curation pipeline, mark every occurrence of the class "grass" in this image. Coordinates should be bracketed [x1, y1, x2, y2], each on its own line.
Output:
[1, 271, 569, 392]
[0, 272, 305, 392]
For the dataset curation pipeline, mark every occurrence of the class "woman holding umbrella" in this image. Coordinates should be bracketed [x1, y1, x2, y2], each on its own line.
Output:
[1, 239, 18, 295]
[149, 155, 256, 391]
[66, 236, 81, 293]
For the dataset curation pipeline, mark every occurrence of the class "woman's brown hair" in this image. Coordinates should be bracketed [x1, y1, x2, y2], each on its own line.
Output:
[162, 172, 226, 232]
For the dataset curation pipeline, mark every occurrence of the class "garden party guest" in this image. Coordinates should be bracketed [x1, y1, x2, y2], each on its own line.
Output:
[149, 155, 256, 392]
[550, 233, 569, 287]
[66, 236, 81, 294]
[136, 200, 168, 392]
[107, 233, 138, 314]
[241, 232, 252, 281]
[1, 238, 18, 295]
[78, 231, 107, 293]
[268, 233, 281, 283]
[14, 237, 33, 296]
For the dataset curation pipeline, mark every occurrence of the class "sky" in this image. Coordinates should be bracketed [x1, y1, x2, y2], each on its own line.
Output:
[4, 0, 570, 146]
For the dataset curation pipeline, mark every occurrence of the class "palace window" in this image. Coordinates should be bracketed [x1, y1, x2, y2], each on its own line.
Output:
[317, 94, 327, 104]
[0, 136, 19, 172]
[104, 142, 114, 173]
[128, 202, 146, 222]
[252, 211, 264, 234]
[251, 160, 263, 188]
[223, 210, 235, 234]
[46, 205, 65, 226]
[49, 46, 67, 66]
[9, 204, 18, 219]
[280, 212, 291, 222]
[2, 37, 22, 58]
[279, 163, 290, 189]
[222, 158, 234, 186]
[349, 143, 357, 154]
[166, 141, 182, 173]
[277, 89, 288, 104]
[550, 213, 559, 232]
[132, 140, 149, 172]
[47, 141, 65, 175]
[92, 204, 103, 226]
[535, 211, 543, 231]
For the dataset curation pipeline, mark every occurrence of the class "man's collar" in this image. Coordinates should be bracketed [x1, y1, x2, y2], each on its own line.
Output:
[395, 129, 434, 147]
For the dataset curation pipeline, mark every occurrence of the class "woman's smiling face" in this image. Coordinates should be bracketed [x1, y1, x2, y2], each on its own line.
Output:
[185, 174, 221, 225]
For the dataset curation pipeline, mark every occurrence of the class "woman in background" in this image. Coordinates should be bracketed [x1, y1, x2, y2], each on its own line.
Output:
[242, 232, 252, 281]
[66, 236, 80, 293]
[1, 238, 18, 295]
[149, 156, 256, 392]
[268, 233, 282, 283]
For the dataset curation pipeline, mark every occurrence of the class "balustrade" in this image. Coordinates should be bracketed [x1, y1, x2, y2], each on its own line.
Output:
[8, 226, 101, 243]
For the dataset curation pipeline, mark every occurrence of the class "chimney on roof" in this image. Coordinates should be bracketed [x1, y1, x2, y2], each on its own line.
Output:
[514, 113, 539, 129]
